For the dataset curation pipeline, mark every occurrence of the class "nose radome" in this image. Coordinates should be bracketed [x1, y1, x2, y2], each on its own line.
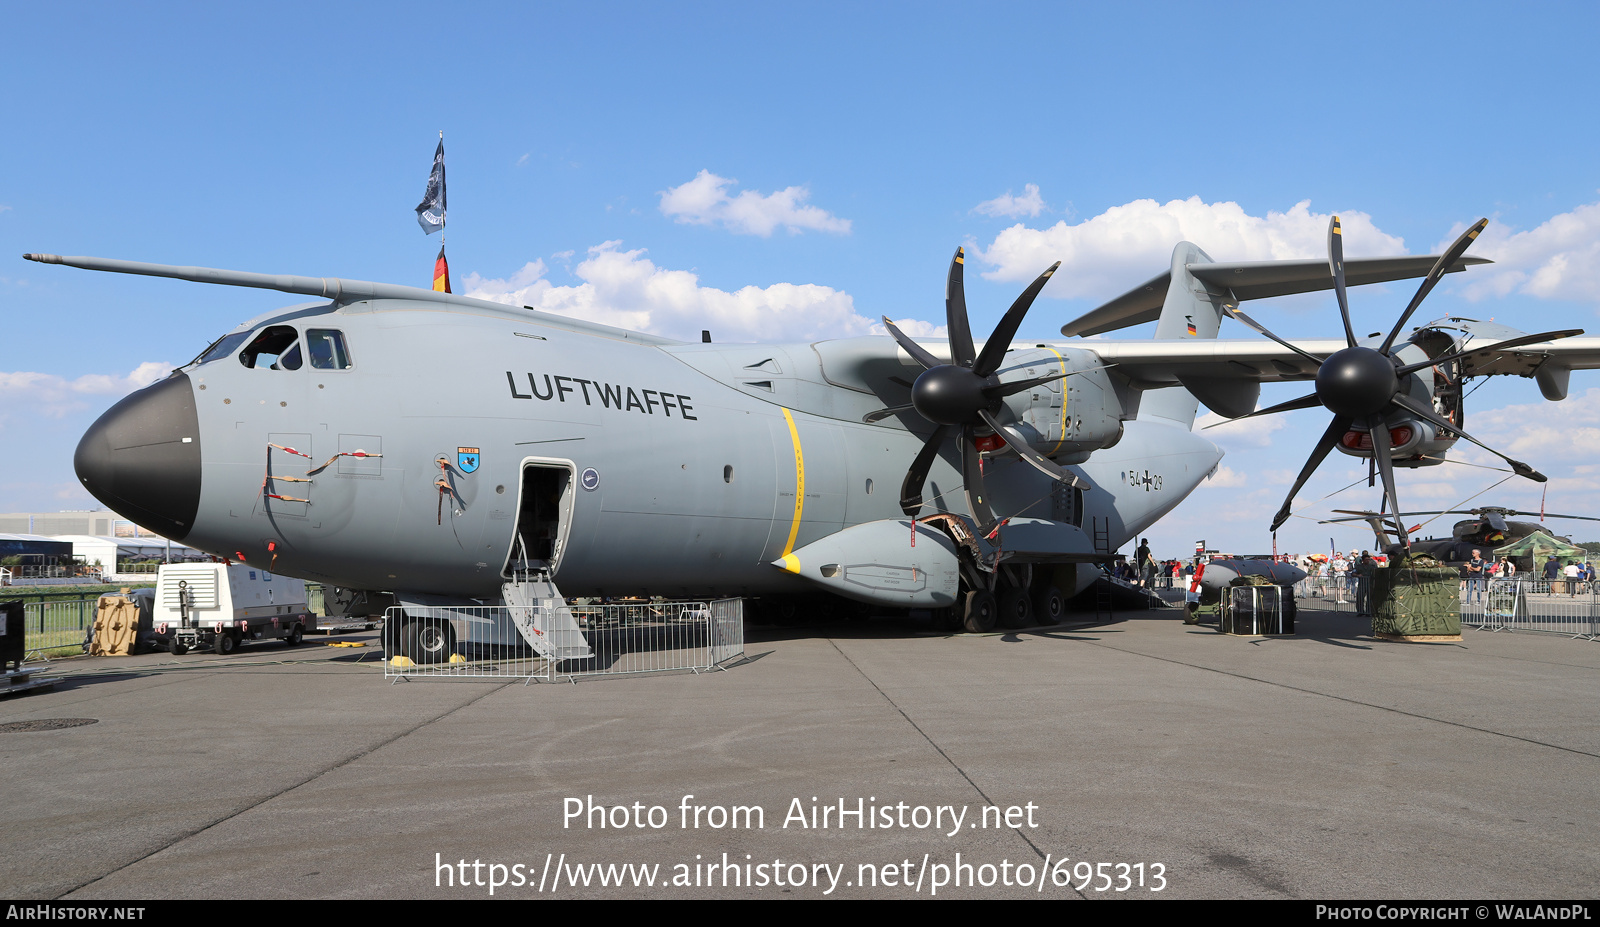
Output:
[74, 373, 201, 541]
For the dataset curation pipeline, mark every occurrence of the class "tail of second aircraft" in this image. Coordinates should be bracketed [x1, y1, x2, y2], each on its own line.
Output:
[1136, 242, 1255, 429]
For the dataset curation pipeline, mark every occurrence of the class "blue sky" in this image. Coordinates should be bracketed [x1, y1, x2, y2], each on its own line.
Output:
[5, 2, 1600, 556]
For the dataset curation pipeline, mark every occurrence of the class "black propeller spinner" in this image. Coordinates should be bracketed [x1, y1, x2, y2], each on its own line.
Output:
[882, 247, 1078, 535]
[1217, 215, 1574, 549]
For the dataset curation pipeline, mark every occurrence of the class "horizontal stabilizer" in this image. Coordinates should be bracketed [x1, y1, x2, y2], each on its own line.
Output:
[1062, 252, 1492, 337]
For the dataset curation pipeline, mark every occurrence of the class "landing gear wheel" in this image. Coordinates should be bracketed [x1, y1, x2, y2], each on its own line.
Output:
[998, 586, 1033, 629]
[961, 589, 997, 633]
[284, 625, 303, 647]
[214, 631, 238, 656]
[1033, 585, 1065, 626]
[401, 620, 456, 664]
[168, 639, 188, 656]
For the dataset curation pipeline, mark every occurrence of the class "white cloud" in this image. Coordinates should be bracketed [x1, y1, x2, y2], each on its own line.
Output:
[973, 183, 1045, 219]
[972, 197, 1407, 300]
[515, 153, 530, 167]
[0, 362, 172, 425]
[465, 241, 939, 343]
[658, 170, 851, 237]
[1448, 202, 1600, 304]
[1466, 386, 1600, 461]
[1195, 409, 1289, 447]
[1201, 465, 1251, 488]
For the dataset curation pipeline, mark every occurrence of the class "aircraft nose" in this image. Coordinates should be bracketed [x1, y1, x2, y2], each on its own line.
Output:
[74, 373, 202, 541]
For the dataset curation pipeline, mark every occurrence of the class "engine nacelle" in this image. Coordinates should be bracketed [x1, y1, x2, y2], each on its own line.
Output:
[1334, 417, 1457, 468]
[992, 348, 1124, 464]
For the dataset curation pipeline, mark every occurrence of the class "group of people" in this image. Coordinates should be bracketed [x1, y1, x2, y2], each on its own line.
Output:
[1539, 554, 1594, 596]
[1117, 539, 1189, 589]
[1460, 549, 1596, 599]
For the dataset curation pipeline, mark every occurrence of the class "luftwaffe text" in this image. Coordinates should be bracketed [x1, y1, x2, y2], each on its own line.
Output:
[506, 372, 696, 420]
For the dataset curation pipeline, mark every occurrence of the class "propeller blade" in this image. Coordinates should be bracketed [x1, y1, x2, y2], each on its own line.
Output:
[1379, 218, 1489, 354]
[972, 261, 1061, 377]
[1270, 414, 1353, 531]
[881, 316, 942, 371]
[1224, 306, 1329, 365]
[863, 404, 915, 424]
[899, 424, 951, 515]
[976, 408, 1082, 486]
[945, 247, 976, 368]
[1388, 392, 1547, 481]
[1203, 391, 1323, 426]
[1369, 414, 1410, 548]
[1393, 328, 1584, 377]
[984, 362, 1116, 399]
[1329, 216, 1357, 349]
[960, 424, 997, 535]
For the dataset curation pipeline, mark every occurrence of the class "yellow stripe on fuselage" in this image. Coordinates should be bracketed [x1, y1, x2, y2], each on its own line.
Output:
[1043, 348, 1069, 457]
[781, 408, 806, 557]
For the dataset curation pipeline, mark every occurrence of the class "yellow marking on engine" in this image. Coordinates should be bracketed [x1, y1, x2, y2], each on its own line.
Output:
[781, 408, 806, 557]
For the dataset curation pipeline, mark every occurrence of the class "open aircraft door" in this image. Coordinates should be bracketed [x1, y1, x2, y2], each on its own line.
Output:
[503, 457, 577, 578]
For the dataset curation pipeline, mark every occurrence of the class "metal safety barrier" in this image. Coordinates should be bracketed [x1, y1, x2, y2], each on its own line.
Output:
[1466, 579, 1598, 640]
[382, 598, 745, 681]
[14, 598, 96, 656]
[1300, 577, 1598, 642]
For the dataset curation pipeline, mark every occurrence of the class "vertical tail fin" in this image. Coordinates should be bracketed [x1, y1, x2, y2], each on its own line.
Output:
[1137, 241, 1258, 427]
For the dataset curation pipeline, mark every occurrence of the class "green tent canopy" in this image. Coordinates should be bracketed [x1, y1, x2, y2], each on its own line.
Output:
[1494, 530, 1588, 569]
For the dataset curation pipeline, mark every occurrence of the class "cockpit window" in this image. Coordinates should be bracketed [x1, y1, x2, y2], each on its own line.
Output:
[239, 325, 303, 370]
[191, 331, 252, 368]
[306, 329, 352, 370]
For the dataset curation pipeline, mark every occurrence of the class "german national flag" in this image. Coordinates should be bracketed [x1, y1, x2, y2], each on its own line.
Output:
[432, 245, 452, 293]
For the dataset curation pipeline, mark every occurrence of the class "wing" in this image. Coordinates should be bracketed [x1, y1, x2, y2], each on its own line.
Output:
[1073, 337, 1345, 387]
[1062, 254, 1492, 337]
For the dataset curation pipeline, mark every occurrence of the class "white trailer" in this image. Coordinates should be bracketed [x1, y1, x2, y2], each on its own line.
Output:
[152, 563, 316, 655]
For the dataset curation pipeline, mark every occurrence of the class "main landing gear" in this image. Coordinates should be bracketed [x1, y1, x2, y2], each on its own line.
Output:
[947, 566, 1065, 634]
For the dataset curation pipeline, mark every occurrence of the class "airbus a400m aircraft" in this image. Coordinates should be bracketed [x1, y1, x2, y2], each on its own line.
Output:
[29, 214, 1600, 647]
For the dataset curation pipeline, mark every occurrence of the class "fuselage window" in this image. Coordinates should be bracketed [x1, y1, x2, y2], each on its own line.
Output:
[306, 329, 353, 370]
[239, 325, 303, 370]
[193, 331, 252, 367]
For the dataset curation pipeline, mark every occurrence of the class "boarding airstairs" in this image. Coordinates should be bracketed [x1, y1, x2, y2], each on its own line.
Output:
[503, 570, 593, 660]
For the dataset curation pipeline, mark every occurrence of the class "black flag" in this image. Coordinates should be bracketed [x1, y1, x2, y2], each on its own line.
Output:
[416, 138, 446, 235]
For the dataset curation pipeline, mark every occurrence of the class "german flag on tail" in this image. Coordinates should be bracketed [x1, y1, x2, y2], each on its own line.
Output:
[433, 245, 452, 293]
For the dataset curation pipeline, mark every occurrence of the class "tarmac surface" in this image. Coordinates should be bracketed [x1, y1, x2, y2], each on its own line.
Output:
[3, 606, 1598, 900]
